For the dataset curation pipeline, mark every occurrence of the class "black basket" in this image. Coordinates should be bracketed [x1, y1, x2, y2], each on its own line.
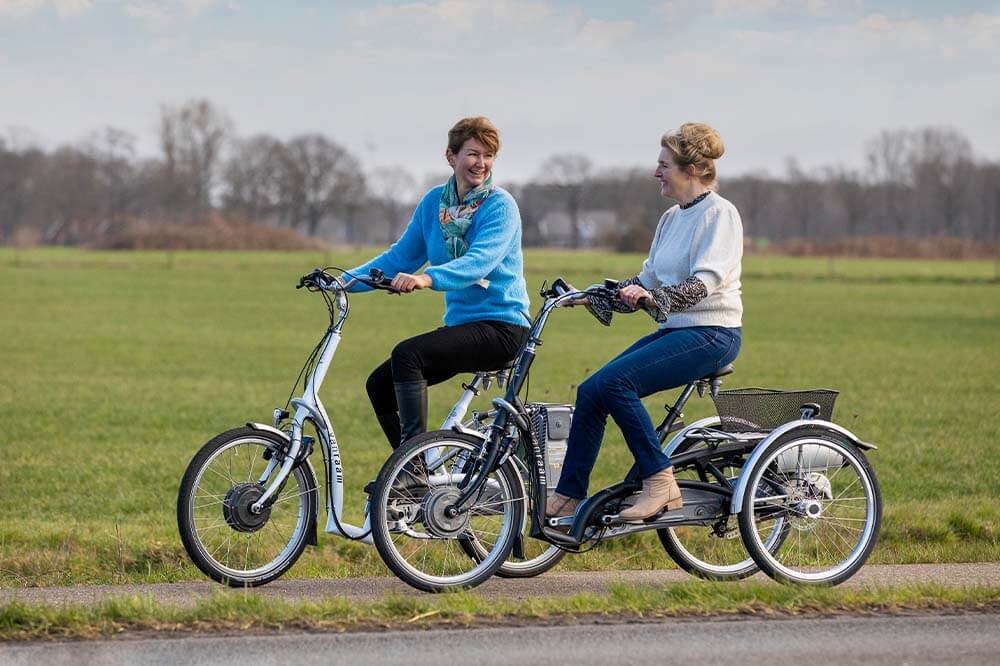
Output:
[710, 388, 839, 433]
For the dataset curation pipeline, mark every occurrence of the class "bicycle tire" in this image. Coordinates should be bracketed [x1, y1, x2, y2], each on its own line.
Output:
[177, 427, 318, 587]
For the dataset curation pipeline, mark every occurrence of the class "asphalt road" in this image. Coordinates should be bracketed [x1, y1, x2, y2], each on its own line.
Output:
[2, 563, 999, 607]
[2, 613, 999, 665]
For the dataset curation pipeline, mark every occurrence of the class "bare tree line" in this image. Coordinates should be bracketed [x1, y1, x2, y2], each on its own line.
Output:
[516, 130, 1000, 252]
[2, 98, 998, 253]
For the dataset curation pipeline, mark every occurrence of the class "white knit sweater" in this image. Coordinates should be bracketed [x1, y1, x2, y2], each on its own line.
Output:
[635, 191, 743, 329]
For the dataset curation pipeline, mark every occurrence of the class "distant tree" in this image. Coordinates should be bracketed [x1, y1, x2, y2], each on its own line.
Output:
[221, 134, 285, 223]
[158, 98, 234, 217]
[280, 134, 366, 238]
[0, 141, 45, 242]
[422, 172, 451, 193]
[723, 173, 772, 238]
[84, 127, 138, 224]
[826, 167, 867, 239]
[908, 127, 974, 236]
[975, 162, 1000, 245]
[866, 130, 913, 237]
[34, 147, 102, 244]
[369, 165, 418, 241]
[536, 154, 593, 248]
[784, 158, 825, 239]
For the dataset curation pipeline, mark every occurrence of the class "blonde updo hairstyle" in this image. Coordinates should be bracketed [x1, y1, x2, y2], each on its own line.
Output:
[661, 122, 725, 186]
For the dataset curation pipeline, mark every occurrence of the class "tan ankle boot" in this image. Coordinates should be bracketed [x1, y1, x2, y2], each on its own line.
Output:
[545, 492, 580, 518]
[619, 467, 683, 521]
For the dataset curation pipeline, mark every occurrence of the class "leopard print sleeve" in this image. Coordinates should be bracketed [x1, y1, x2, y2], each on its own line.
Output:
[606, 275, 643, 313]
[644, 277, 709, 324]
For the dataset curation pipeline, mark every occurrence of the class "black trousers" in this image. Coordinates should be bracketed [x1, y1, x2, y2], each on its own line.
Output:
[365, 319, 528, 431]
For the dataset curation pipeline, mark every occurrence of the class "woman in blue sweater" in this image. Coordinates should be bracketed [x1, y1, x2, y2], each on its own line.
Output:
[349, 117, 530, 448]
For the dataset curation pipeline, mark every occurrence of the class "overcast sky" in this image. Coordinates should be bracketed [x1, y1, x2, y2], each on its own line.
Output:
[2, 0, 998, 186]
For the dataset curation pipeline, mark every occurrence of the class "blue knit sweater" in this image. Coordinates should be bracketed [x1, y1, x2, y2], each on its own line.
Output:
[348, 185, 531, 328]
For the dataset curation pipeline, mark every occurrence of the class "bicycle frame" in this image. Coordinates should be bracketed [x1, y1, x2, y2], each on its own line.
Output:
[245, 278, 510, 545]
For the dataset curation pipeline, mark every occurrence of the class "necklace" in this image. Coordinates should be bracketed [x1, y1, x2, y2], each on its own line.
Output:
[680, 191, 711, 210]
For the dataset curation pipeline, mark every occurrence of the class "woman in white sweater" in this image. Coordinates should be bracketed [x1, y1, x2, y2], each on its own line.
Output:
[547, 123, 743, 522]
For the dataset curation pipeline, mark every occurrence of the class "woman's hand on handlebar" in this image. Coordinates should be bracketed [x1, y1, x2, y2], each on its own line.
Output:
[619, 284, 652, 309]
[390, 272, 433, 293]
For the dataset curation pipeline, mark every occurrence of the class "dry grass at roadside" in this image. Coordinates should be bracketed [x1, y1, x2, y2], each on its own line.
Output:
[2, 583, 998, 641]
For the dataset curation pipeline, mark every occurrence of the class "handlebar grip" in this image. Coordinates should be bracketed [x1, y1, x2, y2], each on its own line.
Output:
[297, 268, 327, 290]
[360, 268, 398, 291]
[551, 277, 571, 296]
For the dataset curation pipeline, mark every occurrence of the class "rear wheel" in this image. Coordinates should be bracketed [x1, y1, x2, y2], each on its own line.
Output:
[177, 427, 317, 587]
[738, 428, 881, 585]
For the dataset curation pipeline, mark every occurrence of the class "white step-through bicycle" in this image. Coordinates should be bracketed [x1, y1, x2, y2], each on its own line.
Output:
[177, 267, 564, 586]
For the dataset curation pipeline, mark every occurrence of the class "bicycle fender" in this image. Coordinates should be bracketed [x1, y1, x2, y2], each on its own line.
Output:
[661, 416, 722, 457]
[449, 424, 488, 440]
[766, 419, 877, 451]
[246, 422, 288, 441]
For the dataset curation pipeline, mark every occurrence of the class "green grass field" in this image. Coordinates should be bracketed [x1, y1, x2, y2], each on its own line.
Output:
[1, 248, 998, 587]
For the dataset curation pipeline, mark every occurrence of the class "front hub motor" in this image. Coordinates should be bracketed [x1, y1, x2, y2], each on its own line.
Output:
[422, 488, 470, 538]
[223, 483, 271, 533]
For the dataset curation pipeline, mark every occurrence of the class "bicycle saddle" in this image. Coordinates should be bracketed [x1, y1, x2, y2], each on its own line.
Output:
[479, 358, 516, 372]
[701, 363, 734, 381]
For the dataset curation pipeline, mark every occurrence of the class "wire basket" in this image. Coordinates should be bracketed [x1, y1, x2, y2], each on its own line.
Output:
[710, 388, 839, 433]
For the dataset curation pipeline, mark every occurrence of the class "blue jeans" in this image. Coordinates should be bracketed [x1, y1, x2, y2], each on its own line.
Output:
[555, 326, 742, 500]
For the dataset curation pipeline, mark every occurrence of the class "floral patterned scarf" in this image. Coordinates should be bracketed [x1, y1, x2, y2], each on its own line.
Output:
[438, 172, 494, 259]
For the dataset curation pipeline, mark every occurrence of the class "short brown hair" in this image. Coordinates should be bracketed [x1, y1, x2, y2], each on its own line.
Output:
[661, 122, 725, 186]
[447, 116, 501, 155]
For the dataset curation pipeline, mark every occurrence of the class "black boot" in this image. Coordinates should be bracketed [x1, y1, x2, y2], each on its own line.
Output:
[375, 411, 402, 450]
[393, 380, 428, 446]
[390, 380, 429, 496]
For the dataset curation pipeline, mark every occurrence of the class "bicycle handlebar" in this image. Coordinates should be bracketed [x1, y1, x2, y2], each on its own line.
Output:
[541, 276, 648, 309]
[296, 268, 399, 293]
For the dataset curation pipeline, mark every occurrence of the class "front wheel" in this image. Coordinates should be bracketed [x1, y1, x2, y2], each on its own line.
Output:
[412, 430, 566, 579]
[370, 432, 524, 592]
[738, 428, 881, 586]
[177, 427, 318, 587]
